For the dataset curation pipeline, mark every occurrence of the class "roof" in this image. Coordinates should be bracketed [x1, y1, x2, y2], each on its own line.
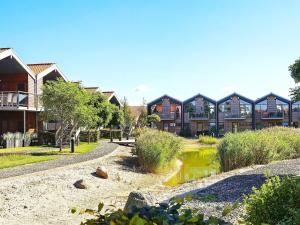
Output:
[27, 63, 68, 81]
[27, 63, 55, 75]
[147, 94, 182, 106]
[130, 106, 146, 121]
[0, 48, 11, 53]
[84, 87, 100, 93]
[255, 92, 290, 104]
[217, 92, 254, 104]
[183, 93, 216, 104]
[0, 48, 35, 79]
[102, 91, 114, 99]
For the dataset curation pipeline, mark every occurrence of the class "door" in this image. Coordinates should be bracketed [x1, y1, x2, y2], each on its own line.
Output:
[163, 123, 169, 131]
[197, 122, 204, 132]
[232, 122, 238, 133]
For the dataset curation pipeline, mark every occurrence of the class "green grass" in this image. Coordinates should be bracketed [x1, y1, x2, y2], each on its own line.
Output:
[0, 155, 58, 169]
[0, 146, 53, 154]
[62, 142, 99, 154]
[199, 135, 218, 145]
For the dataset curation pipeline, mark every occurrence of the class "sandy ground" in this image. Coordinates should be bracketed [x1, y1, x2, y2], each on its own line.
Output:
[0, 146, 164, 225]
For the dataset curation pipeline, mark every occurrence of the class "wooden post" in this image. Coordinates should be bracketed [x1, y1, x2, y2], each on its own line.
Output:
[110, 126, 113, 142]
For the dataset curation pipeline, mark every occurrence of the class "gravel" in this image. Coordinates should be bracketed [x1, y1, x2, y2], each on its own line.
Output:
[157, 158, 300, 224]
[0, 141, 118, 179]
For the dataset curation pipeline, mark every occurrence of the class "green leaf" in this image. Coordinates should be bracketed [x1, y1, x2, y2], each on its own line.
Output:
[98, 202, 104, 212]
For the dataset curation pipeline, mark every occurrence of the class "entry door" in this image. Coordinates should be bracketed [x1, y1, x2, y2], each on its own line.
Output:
[197, 122, 204, 132]
[232, 122, 238, 133]
[163, 123, 169, 131]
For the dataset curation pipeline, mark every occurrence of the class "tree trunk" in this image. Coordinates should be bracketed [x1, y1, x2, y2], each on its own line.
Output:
[88, 129, 91, 144]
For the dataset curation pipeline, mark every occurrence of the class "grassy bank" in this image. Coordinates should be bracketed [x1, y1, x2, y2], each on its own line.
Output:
[218, 127, 300, 172]
[135, 128, 183, 172]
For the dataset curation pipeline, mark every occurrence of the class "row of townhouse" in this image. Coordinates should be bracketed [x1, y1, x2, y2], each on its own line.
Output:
[147, 93, 300, 136]
[0, 48, 121, 137]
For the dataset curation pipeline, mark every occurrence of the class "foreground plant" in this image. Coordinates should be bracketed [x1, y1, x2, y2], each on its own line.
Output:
[243, 176, 300, 225]
[74, 196, 231, 225]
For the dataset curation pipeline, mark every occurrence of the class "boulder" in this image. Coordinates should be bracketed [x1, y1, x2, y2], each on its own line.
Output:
[96, 166, 108, 179]
[124, 191, 154, 214]
[73, 179, 88, 189]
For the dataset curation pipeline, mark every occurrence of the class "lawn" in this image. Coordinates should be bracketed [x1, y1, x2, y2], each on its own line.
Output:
[0, 142, 99, 169]
[0, 146, 54, 154]
[0, 155, 59, 169]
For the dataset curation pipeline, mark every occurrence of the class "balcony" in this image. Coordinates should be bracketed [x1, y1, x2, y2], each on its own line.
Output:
[155, 112, 176, 120]
[189, 112, 209, 120]
[224, 112, 247, 120]
[0, 91, 39, 110]
[261, 112, 284, 119]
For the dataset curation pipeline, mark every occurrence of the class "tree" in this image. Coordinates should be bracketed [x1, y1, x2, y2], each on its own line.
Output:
[136, 98, 148, 128]
[121, 97, 135, 139]
[90, 92, 113, 128]
[147, 114, 161, 124]
[109, 105, 124, 128]
[289, 58, 300, 101]
[41, 78, 98, 151]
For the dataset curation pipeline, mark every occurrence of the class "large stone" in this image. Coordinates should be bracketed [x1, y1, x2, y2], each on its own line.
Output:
[73, 179, 88, 189]
[96, 166, 108, 179]
[124, 191, 153, 214]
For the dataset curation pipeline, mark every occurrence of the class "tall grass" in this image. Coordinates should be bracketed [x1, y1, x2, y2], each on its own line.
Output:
[199, 135, 218, 145]
[135, 128, 183, 172]
[218, 127, 300, 172]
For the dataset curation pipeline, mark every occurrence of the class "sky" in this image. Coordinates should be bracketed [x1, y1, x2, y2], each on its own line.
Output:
[1, 0, 300, 105]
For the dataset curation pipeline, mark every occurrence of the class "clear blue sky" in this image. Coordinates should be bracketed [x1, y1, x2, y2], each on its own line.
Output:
[1, 0, 299, 105]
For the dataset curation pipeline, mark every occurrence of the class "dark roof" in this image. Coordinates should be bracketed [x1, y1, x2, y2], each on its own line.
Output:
[147, 94, 182, 106]
[255, 92, 290, 104]
[183, 93, 216, 104]
[217, 92, 254, 104]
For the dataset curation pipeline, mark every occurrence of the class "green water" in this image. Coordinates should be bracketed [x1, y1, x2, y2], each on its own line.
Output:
[164, 148, 220, 186]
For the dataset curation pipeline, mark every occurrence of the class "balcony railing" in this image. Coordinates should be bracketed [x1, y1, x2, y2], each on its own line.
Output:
[0, 91, 38, 109]
[189, 112, 209, 120]
[261, 112, 284, 119]
[155, 112, 176, 120]
[224, 112, 248, 119]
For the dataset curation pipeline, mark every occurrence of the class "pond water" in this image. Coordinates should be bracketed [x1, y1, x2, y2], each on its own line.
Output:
[163, 147, 220, 186]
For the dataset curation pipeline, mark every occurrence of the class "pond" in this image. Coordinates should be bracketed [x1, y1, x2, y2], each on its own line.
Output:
[163, 147, 220, 186]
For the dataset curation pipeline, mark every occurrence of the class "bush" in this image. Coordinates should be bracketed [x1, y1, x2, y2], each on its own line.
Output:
[244, 176, 300, 225]
[100, 129, 122, 140]
[76, 196, 231, 225]
[218, 127, 300, 172]
[79, 130, 99, 142]
[199, 135, 218, 145]
[135, 128, 183, 172]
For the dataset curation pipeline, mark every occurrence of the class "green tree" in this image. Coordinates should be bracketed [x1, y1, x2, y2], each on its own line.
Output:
[90, 92, 113, 128]
[136, 98, 148, 128]
[109, 105, 124, 128]
[41, 78, 97, 151]
[289, 58, 300, 101]
[147, 114, 161, 124]
[122, 97, 135, 139]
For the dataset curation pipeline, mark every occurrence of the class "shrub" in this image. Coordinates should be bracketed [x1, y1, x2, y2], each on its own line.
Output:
[244, 176, 300, 225]
[218, 127, 300, 172]
[76, 196, 231, 225]
[79, 130, 99, 142]
[199, 135, 218, 145]
[135, 128, 183, 172]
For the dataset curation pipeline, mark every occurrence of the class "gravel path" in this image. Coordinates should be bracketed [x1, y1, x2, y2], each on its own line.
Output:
[0, 146, 163, 225]
[153, 158, 300, 224]
[0, 141, 118, 179]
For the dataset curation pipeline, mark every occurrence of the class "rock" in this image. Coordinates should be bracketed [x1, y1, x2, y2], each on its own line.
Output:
[73, 179, 88, 189]
[124, 191, 154, 214]
[96, 166, 108, 179]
